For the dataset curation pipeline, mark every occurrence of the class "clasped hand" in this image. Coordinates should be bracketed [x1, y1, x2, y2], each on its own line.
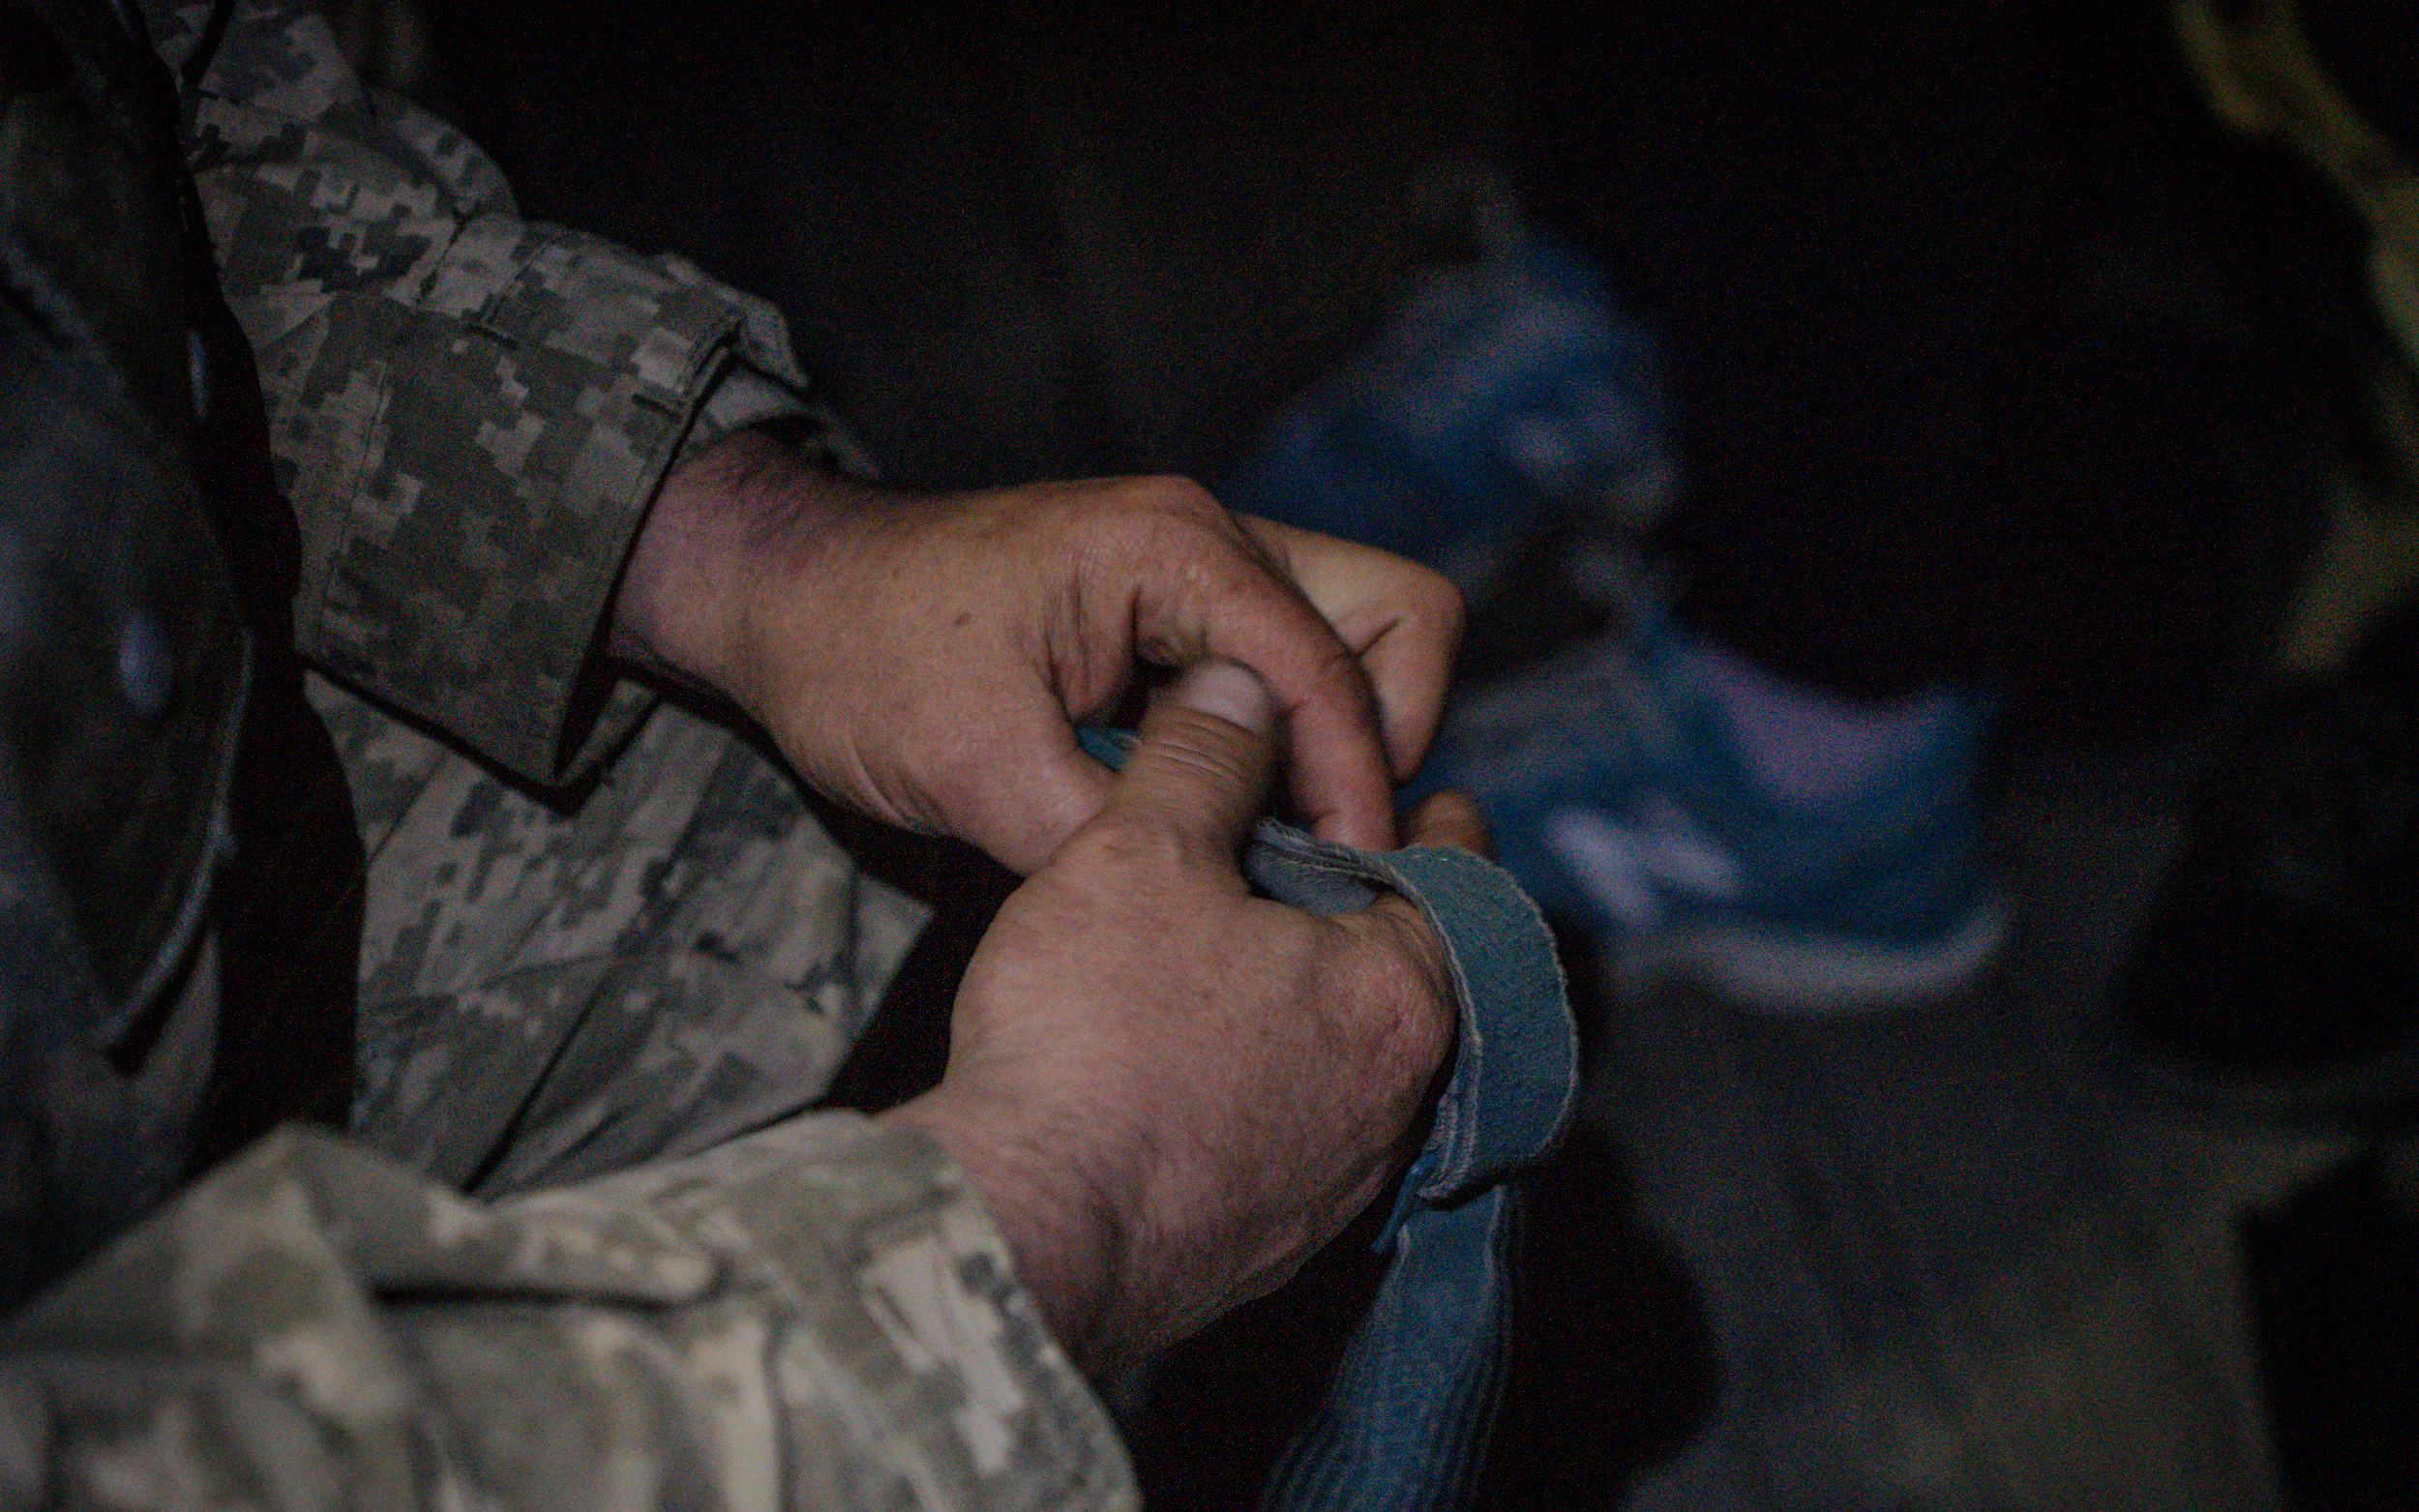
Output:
[615, 429, 1462, 872]
[889, 663, 1483, 1376]
[616, 432, 1475, 1375]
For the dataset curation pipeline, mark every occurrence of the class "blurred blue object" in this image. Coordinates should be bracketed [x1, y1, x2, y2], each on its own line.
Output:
[1416, 604, 2007, 1012]
[1225, 227, 1675, 589]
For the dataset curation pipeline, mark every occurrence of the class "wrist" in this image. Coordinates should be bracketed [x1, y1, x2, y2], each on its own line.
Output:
[880, 1087, 1128, 1375]
[611, 428, 863, 701]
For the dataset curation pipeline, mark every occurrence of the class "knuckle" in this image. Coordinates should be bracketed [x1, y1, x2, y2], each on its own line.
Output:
[1059, 810, 1189, 876]
[1125, 473, 1223, 520]
[1368, 561, 1464, 658]
[1301, 640, 1381, 716]
[1083, 477, 1250, 601]
[1156, 718, 1253, 779]
[1095, 474, 1226, 538]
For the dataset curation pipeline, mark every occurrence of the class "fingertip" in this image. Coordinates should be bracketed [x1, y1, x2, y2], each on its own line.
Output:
[1405, 788, 1490, 857]
[1360, 611, 1459, 782]
[1171, 658, 1275, 735]
[1311, 797, 1398, 854]
[1283, 683, 1401, 853]
[1107, 661, 1283, 860]
[1385, 670, 1454, 781]
[1380, 701, 1441, 784]
[1035, 750, 1118, 866]
[1003, 735, 1117, 874]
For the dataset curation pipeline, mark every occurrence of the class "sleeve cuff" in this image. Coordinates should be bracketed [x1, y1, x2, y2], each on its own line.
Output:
[593, 1112, 1140, 1509]
[286, 228, 815, 786]
[671, 358, 814, 470]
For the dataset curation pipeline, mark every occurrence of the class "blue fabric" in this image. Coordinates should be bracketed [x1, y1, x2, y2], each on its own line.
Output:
[1077, 728, 1579, 1510]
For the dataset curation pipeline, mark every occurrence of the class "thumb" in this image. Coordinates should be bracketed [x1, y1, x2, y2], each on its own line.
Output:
[972, 716, 1116, 875]
[1106, 659, 1280, 862]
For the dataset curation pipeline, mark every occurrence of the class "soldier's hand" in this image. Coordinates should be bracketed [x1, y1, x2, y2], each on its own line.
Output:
[881, 660, 1480, 1376]
[613, 430, 1461, 873]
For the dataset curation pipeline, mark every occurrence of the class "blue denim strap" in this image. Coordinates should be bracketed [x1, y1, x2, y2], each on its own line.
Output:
[1077, 729, 1578, 1510]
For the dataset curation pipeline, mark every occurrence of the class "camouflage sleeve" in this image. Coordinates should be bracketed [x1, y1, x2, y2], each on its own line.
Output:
[0, 1118, 1137, 1510]
[139, 0, 848, 785]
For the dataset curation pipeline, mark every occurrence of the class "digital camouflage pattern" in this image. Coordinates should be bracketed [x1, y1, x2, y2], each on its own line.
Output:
[319, 680, 931, 1201]
[0, 1115, 1133, 1510]
[0, 677, 1144, 1509]
[0, 2, 1139, 1504]
[141, 0, 859, 786]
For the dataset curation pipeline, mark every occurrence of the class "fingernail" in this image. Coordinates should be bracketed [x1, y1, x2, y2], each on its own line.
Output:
[1173, 659, 1273, 733]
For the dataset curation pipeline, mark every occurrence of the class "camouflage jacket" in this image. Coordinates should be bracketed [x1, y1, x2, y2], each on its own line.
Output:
[0, 2, 1134, 1505]
[151, 0, 827, 787]
[0, 1117, 1133, 1510]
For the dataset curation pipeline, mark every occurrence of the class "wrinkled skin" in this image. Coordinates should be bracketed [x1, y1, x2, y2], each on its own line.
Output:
[886, 663, 1484, 1376]
[616, 429, 1464, 873]
[616, 435, 1477, 1374]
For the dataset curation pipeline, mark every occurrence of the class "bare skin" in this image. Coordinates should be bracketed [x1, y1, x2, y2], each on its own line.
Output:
[612, 433, 1476, 1372]
[885, 663, 1485, 1377]
[614, 429, 1463, 873]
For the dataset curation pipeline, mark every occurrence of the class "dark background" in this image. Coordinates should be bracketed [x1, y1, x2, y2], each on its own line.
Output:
[390, 4, 2418, 1506]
